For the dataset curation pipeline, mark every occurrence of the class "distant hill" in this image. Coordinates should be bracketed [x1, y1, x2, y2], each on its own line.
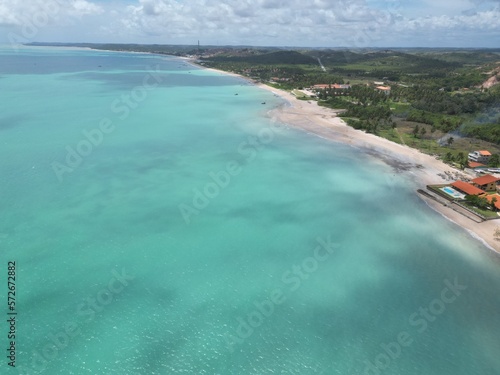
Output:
[304, 50, 458, 72]
[202, 50, 317, 65]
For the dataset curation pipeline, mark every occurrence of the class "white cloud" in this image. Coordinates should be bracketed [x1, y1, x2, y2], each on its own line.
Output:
[70, 0, 104, 17]
[112, 0, 391, 45]
[0, 0, 499, 47]
[396, 9, 500, 32]
[0, 0, 103, 26]
[0, 3, 19, 26]
[98, 0, 500, 46]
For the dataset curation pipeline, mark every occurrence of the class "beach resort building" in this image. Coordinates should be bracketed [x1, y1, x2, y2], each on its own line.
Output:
[468, 150, 492, 164]
[450, 181, 485, 196]
[313, 84, 351, 90]
[486, 194, 500, 210]
[375, 85, 391, 95]
[468, 161, 486, 169]
[471, 174, 500, 192]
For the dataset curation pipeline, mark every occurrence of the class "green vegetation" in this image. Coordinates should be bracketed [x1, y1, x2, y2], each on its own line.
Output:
[292, 90, 309, 99]
[205, 50, 317, 65]
[465, 195, 492, 210]
[461, 123, 500, 144]
[425, 187, 500, 219]
[462, 196, 499, 219]
[195, 47, 500, 158]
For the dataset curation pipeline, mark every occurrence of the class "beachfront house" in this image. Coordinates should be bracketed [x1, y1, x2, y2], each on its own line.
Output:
[468, 161, 486, 169]
[486, 194, 500, 211]
[450, 181, 485, 196]
[313, 84, 351, 90]
[375, 85, 391, 95]
[471, 174, 500, 192]
[468, 150, 492, 164]
[312, 84, 351, 96]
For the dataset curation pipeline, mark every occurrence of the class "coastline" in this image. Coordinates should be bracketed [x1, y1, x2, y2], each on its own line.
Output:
[260, 84, 500, 252]
[146, 55, 500, 251]
[187, 60, 500, 252]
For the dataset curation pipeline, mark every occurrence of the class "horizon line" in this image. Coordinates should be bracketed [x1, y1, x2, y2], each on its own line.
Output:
[21, 42, 500, 51]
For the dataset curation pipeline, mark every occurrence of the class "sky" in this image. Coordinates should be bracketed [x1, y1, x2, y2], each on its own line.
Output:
[0, 0, 499, 48]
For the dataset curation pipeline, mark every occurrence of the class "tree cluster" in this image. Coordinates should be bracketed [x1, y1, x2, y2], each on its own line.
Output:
[465, 194, 496, 211]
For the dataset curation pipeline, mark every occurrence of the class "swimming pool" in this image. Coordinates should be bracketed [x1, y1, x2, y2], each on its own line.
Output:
[441, 186, 466, 199]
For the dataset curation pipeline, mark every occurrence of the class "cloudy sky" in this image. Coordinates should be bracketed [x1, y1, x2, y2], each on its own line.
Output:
[0, 0, 499, 48]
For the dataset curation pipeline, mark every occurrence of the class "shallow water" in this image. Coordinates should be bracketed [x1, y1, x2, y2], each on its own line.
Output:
[1, 46, 499, 375]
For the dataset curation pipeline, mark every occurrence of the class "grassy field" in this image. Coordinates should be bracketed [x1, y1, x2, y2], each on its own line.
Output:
[390, 119, 500, 157]
[336, 116, 500, 161]
[461, 202, 499, 219]
[389, 102, 412, 113]
[292, 90, 309, 99]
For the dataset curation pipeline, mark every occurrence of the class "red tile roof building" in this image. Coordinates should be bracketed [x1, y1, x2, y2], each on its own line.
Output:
[451, 181, 485, 196]
[485, 194, 500, 210]
[471, 174, 500, 191]
[468, 161, 485, 169]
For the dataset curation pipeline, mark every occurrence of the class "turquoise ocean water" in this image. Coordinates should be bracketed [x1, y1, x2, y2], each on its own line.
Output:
[1, 46, 499, 375]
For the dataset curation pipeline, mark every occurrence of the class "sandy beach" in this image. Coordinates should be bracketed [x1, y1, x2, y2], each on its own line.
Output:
[257, 84, 500, 253]
[189, 60, 500, 252]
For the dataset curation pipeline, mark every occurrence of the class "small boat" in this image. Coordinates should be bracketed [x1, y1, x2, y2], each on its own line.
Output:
[261, 102, 266, 104]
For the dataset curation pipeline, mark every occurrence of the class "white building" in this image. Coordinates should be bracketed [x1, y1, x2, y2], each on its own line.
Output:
[468, 150, 492, 164]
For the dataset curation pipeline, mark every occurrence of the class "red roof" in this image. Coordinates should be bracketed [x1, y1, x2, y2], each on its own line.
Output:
[376, 86, 391, 91]
[468, 161, 485, 168]
[472, 174, 500, 186]
[486, 194, 500, 210]
[479, 150, 492, 156]
[451, 181, 485, 196]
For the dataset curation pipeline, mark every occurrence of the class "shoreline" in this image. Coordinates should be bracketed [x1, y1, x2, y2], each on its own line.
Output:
[187, 60, 500, 252]
[260, 84, 500, 252]
[22, 46, 499, 251]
